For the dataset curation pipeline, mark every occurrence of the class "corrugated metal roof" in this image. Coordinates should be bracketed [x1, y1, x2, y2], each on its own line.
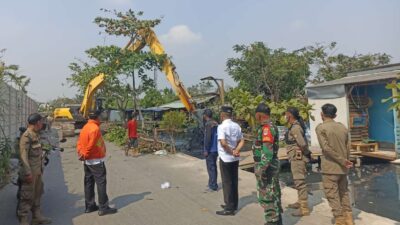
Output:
[158, 101, 185, 109]
[307, 69, 400, 89]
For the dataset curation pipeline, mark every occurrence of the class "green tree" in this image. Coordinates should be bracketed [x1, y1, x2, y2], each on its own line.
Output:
[0, 49, 30, 184]
[67, 10, 165, 118]
[226, 42, 310, 102]
[226, 88, 314, 132]
[48, 97, 80, 108]
[160, 111, 187, 153]
[226, 88, 263, 130]
[140, 88, 178, 108]
[187, 81, 214, 96]
[140, 88, 164, 108]
[0, 49, 30, 92]
[161, 88, 178, 103]
[303, 42, 391, 83]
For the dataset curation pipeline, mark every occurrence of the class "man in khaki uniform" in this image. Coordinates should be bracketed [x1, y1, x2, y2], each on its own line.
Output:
[285, 107, 311, 217]
[17, 113, 52, 225]
[316, 104, 354, 225]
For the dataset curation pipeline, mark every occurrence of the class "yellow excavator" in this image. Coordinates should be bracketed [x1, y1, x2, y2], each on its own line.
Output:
[79, 28, 196, 118]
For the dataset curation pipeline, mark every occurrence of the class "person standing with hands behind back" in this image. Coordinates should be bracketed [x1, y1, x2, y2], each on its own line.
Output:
[216, 106, 245, 216]
[77, 110, 117, 216]
[316, 104, 354, 225]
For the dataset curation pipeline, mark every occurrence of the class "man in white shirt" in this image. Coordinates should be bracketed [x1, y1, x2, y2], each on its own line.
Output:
[216, 106, 245, 216]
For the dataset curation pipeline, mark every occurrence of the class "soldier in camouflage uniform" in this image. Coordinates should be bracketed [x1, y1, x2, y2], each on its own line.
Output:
[253, 103, 282, 225]
[17, 113, 52, 225]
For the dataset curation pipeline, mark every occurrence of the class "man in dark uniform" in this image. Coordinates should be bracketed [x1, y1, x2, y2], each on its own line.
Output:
[253, 103, 282, 225]
[17, 113, 52, 225]
[203, 109, 219, 191]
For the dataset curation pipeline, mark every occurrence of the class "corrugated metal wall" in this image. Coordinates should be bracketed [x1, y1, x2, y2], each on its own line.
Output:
[0, 82, 39, 141]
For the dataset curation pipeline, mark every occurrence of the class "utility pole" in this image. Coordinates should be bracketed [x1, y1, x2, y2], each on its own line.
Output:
[154, 67, 158, 89]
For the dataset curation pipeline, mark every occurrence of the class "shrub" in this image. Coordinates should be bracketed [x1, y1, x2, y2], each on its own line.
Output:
[160, 111, 187, 153]
[0, 138, 11, 185]
[104, 125, 127, 146]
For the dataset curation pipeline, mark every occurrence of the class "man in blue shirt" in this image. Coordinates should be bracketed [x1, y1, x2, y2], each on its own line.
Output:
[203, 109, 219, 191]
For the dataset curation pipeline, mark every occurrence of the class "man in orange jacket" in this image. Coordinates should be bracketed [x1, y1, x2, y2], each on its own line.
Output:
[77, 110, 117, 216]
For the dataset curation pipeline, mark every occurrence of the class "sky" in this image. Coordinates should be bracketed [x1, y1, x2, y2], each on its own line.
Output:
[0, 0, 399, 102]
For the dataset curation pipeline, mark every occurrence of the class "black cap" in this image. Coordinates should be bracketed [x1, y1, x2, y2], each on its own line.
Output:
[27, 113, 43, 125]
[221, 106, 233, 114]
[88, 110, 102, 120]
[203, 109, 213, 118]
[255, 103, 270, 115]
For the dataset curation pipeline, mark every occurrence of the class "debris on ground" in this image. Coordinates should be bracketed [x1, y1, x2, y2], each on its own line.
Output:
[161, 182, 171, 189]
[154, 150, 168, 156]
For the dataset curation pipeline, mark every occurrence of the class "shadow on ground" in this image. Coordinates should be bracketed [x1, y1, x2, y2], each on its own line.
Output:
[110, 192, 151, 209]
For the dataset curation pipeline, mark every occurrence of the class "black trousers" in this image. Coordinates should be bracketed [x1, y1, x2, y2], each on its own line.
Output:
[220, 159, 239, 211]
[84, 162, 109, 211]
[206, 152, 218, 190]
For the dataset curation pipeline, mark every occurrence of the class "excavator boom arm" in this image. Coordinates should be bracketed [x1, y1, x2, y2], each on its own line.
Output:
[79, 73, 106, 118]
[128, 28, 196, 112]
[79, 28, 195, 119]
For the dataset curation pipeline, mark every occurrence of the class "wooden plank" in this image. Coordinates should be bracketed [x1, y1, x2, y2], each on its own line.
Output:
[361, 150, 397, 161]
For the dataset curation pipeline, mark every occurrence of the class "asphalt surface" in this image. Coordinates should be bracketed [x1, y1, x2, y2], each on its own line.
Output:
[0, 137, 398, 225]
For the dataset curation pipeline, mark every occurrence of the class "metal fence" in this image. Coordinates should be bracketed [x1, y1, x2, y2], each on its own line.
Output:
[0, 82, 38, 141]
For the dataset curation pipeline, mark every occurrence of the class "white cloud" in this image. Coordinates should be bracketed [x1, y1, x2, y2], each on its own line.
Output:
[290, 20, 308, 31]
[160, 25, 202, 45]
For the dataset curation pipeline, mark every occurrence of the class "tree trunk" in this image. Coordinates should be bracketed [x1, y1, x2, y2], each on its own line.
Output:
[169, 131, 176, 153]
[131, 71, 145, 129]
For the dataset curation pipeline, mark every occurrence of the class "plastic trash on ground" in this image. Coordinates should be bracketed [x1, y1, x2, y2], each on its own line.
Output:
[161, 182, 171, 189]
[154, 150, 168, 156]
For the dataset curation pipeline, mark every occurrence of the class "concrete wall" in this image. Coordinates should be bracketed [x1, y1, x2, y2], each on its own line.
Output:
[0, 82, 38, 141]
[308, 96, 349, 147]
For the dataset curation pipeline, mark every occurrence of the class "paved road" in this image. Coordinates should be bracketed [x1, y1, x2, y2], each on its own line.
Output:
[0, 137, 398, 225]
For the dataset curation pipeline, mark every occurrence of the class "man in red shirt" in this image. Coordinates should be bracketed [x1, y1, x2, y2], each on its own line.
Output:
[127, 114, 138, 154]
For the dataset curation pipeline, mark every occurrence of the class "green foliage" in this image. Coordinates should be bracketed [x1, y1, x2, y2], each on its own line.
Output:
[160, 111, 187, 131]
[0, 49, 30, 92]
[104, 125, 127, 146]
[94, 9, 161, 38]
[226, 88, 263, 129]
[304, 42, 391, 83]
[382, 78, 400, 117]
[48, 97, 80, 108]
[67, 10, 166, 113]
[269, 99, 314, 125]
[0, 138, 11, 184]
[160, 111, 187, 153]
[226, 88, 314, 131]
[187, 81, 215, 96]
[140, 88, 178, 108]
[226, 42, 310, 102]
[161, 88, 178, 104]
